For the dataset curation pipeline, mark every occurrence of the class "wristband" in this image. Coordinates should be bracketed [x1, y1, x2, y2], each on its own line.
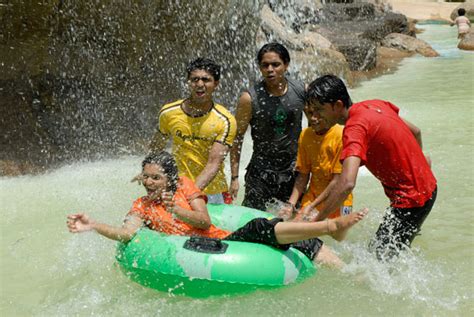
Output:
[231, 175, 239, 181]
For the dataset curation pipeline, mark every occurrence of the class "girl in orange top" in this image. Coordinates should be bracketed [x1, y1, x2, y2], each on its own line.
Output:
[67, 152, 367, 268]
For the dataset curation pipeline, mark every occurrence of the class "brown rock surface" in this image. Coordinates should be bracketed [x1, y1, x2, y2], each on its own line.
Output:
[352, 46, 413, 85]
[382, 33, 439, 57]
[458, 29, 474, 51]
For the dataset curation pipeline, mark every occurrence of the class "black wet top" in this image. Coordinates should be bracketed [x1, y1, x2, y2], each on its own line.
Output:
[247, 77, 305, 171]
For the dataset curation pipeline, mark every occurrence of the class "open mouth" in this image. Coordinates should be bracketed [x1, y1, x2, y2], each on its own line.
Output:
[195, 91, 206, 97]
[146, 188, 158, 196]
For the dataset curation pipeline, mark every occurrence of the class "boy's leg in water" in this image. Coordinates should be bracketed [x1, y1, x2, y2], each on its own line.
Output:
[314, 245, 344, 269]
[369, 188, 436, 261]
[291, 239, 344, 269]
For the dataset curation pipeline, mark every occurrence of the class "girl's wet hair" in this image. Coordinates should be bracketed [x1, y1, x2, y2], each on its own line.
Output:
[306, 75, 353, 109]
[142, 152, 179, 193]
[458, 8, 466, 16]
[257, 43, 290, 65]
[186, 57, 221, 81]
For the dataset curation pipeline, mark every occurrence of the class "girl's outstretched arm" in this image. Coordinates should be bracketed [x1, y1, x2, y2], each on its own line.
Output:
[67, 213, 143, 242]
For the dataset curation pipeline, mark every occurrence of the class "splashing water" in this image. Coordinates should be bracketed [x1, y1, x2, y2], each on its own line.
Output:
[1, 23, 473, 317]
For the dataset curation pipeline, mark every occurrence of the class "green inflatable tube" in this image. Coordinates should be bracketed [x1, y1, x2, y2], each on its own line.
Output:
[116, 204, 317, 297]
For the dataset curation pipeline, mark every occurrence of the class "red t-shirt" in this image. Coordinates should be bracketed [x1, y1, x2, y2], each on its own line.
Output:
[127, 176, 230, 238]
[340, 100, 437, 208]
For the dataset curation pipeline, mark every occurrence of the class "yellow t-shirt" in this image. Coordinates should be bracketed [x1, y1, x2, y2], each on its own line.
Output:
[158, 99, 237, 195]
[296, 125, 353, 218]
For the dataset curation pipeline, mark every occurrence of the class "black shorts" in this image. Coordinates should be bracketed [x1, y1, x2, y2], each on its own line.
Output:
[369, 186, 438, 261]
[242, 165, 296, 211]
[224, 217, 323, 260]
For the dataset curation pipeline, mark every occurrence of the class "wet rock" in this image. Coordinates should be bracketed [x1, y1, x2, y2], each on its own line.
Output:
[315, 3, 412, 71]
[1, 0, 261, 169]
[260, 4, 304, 50]
[290, 48, 352, 85]
[267, 0, 323, 33]
[352, 46, 414, 85]
[338, 38, 377, 70]
[458, 29, 474, 51]
[315, 26, 378, 71]
[260, 5, 333, 50]
[259, 4, 351, 82]
[381, 33, 439, 57]
[362, 11, 414, 41]
[299, 31, 334, 50]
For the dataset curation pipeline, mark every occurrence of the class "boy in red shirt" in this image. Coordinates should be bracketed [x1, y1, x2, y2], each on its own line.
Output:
[303, 75, 437, 261]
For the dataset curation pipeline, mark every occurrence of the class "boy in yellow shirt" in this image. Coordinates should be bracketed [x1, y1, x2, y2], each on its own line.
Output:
[148, 58, 237, 204]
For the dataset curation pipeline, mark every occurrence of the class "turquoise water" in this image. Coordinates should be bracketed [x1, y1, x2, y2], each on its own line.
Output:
[1, 24, 473, 316]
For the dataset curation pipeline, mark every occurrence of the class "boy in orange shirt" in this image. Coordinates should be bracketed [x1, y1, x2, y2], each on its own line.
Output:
[279, 103, 353, 240]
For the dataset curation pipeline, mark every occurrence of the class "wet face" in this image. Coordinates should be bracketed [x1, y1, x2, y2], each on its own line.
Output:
[258, 52, 288, 84]
[306, 100, 340, 130]
[187, 69, 219, 104]
[305, 103, 330, 134]
[142, 163, 169, 200]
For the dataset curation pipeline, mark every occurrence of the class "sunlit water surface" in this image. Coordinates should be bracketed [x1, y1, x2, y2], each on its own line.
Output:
[1, 25, 473, 316]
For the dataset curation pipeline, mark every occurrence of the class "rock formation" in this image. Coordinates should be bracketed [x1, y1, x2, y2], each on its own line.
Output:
[458, 29, 474, 51]
[382, 33, 439, 57]
[0, 0, 261, 173]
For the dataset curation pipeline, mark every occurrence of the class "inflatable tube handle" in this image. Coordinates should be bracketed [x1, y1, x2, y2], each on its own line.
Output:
[183, 237, 228, 254]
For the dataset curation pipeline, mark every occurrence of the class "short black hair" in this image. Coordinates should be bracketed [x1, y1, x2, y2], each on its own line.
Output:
[142, 151, 179, 193]
[257, 43, 291, 65]
[458, 8, 466, 16]
[306, 75, 352, 109]
[186, 58, 221, 81]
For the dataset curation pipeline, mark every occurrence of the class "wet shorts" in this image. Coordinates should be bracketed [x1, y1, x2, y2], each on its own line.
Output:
[224, 217, 323, 260]
[369, 186, 438, 261]
[242, 166, 296, 211]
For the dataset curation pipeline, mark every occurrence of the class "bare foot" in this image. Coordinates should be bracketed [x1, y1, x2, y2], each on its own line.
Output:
[328, 208, 368, 241]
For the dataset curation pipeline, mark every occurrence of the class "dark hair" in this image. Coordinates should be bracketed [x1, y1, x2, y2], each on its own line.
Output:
[458, 8, 466, 16]
[306, 75, 352, 109]
[142, 151, 179, 193]
[186, 58, 221, 81]
[257, 43, 291, 65]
